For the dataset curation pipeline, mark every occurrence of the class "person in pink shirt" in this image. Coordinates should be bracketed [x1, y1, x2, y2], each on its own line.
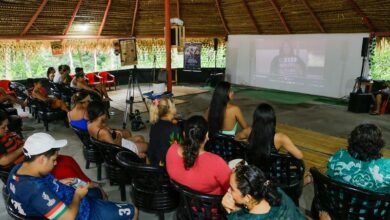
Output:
[166, 115, 231, 195]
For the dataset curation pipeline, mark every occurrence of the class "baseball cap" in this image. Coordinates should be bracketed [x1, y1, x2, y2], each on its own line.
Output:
[23, 133, 67, 157]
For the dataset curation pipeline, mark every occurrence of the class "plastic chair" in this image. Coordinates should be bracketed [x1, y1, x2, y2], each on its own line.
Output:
[310, 167, 390, 220]
[32, 98, 68, 131]
[71, 127, 103, 180]
[90, 137, 141, 201]
[85, 73, 102, 86]
[116, 151, 179, 220]
[257, 153, 304, 206]
[205, 133, 248, 162]
[98, 71, 116, 90]
[170, 180, 227, 220]
[0, 80, 15, 95]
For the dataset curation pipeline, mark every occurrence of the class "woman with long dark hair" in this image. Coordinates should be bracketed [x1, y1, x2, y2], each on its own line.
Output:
[166, 115, 231, 195]
[222, 164, 306, 219]
[235, 103, 303, 167]
[206, 81, 248, 136]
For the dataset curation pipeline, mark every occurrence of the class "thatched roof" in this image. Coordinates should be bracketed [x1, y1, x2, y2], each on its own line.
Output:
[0, 0, 389, 39]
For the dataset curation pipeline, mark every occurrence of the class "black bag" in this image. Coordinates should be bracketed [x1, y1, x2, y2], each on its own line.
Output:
[131, 110, 145, 131]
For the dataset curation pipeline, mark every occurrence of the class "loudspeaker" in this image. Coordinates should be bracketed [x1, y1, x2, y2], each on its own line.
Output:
[170, 25, 185, 47]
[348, 92, 371, 113]
[214, 38, 218, 51]
[361, 37, 369, 57]
[170, 28, 177, 46]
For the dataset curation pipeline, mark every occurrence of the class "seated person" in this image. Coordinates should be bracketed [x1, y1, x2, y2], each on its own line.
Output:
[53, 64, 71, 85]
[206, 81, 248, 136]
[68, 92, 91, 131]
[31, 79, 69, 112]
[371, 81, 389, 115]
[0, 110, 91, 182]
[47, 67, 56, 82]
[87, 101, 147, 157]
[148, 97, 182, 166]
[235, 103, 303, 159]
[0, 87, 26, 107]
[166, 115, 231, 195]
[327, 123, 389, 194]
[222, 164, 306, 219]
[6, 133, 138, 220]
[71, 67, 112, 101]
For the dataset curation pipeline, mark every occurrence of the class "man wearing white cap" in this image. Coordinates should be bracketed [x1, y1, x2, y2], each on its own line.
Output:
[6, 133, 137, 220]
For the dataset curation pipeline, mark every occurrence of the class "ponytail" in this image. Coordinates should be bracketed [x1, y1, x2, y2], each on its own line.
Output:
[235, 165, 281, 206]
[182, 116, 208, 170]
[149, 97, 176, 124]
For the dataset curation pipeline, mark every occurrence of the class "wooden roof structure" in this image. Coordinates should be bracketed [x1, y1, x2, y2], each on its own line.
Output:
[0, 0, 389, 40]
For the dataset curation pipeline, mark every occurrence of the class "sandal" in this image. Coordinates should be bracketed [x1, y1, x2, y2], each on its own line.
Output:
[370, 111, 379, 115]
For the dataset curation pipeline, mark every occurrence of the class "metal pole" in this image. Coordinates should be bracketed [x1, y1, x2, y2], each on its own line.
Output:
[165, 0, 172, 93]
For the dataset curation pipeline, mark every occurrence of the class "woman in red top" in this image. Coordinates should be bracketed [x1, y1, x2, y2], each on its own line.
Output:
[166, 115, 231, 195]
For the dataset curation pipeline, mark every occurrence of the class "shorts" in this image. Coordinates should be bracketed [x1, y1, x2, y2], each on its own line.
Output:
[88, 199, 135, 220]
[122, 138, 138, 154]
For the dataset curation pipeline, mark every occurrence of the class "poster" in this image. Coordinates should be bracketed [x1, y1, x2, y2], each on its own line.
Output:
[119, 38, 137, 66]
[184, 42, 201, 71]
[51, 41, 63, 56]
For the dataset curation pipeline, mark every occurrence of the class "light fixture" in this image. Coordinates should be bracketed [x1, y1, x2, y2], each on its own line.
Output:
[75, 23, 90, 32]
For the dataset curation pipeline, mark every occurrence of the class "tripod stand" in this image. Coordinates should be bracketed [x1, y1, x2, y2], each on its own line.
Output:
[122, 66, 149, 129]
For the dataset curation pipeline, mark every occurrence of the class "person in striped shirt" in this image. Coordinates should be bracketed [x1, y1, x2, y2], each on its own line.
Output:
[7, 133, 138, 220]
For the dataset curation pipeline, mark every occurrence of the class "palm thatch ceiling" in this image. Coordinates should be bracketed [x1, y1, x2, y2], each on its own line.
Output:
[0, 0, 389, 39]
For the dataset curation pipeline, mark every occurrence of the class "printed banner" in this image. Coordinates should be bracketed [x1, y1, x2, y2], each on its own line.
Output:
[184, 42, 201, 71]
[51, 41, 63, 56]
[119, 38, 138, 66]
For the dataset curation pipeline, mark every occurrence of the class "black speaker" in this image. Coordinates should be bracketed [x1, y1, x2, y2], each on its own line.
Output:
[214, 38, 218, 51]
[171, 28, 177, 46]
[348, 92, 371, 113]
[361, 37, 369, 57]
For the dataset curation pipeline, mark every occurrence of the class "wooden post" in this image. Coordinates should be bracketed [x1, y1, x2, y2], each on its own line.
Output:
[165, 0, 172, 93]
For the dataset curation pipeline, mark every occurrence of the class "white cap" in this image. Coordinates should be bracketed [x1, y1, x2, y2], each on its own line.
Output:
[23, 133, 67, 157]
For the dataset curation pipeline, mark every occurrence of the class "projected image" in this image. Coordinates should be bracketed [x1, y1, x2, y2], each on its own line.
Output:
[254, 39, 325, 83]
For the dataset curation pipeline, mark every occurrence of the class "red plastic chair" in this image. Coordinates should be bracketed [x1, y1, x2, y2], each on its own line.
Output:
[98, 71, 116, 90]
[0, 80, 15, 95]
[85, 73, 102, 86]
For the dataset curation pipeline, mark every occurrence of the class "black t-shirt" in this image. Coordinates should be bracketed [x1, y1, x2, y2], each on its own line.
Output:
[148, 120, 181, 167]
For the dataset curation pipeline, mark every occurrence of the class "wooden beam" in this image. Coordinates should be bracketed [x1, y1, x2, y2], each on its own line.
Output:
[345, 0, 375, 32]
[300, 0, 325, 33]
[215, 0, 230, 35]
[242, 0, 261, 34]
[268, 0, 291, 34]
[374, 32, 390, 37]
[176, 0, 180, 18]
[131, 0, 139, 37]
[63, 0, 83, 35]
[0, 34, 227, 40]
[97, 0, 112, 36]
[20, 0, 49, 36]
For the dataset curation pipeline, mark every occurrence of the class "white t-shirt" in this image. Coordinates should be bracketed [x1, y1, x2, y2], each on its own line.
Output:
[53, 72, 62, 84]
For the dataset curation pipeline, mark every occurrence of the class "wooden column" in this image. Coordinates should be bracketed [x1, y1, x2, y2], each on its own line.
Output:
[165, 0, 172, 92]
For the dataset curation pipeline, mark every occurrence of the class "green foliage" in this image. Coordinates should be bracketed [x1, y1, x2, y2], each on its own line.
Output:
[371, 47, 390, 80]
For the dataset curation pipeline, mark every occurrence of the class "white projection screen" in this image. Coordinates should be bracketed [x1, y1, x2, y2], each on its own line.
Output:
[225, 34, 369, 98]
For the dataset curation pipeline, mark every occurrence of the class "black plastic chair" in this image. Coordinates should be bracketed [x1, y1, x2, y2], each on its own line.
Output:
[170, 180, 227, 220]
[310, 167, 390, 220]
[116, 151, 179, 220]
[256, 153, 304, 206]
[90, 137, 139, 201]
[71, 127, 103, 180]
[205, 133, 248, 162]
[48, 82, 74, 107]
[32, 98, 68, 131]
